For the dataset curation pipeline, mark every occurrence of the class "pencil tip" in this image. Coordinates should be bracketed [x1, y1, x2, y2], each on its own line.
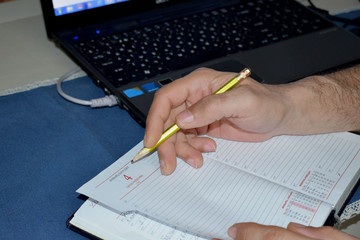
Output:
[132, 148, 151, 163]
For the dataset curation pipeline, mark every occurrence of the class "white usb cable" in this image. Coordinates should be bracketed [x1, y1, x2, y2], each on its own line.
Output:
[57, 67, 119, 108]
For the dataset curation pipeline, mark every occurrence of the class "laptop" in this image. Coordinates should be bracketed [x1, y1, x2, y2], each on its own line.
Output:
[40, 0, 360, 127]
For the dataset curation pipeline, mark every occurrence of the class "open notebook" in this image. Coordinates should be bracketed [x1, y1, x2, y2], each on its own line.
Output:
[71, 132, 360, 239]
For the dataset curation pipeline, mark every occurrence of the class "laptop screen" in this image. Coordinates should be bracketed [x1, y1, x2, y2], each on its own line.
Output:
[52, 0, 131, 16]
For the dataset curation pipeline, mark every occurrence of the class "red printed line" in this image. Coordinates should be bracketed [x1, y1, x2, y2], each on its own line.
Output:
[299, 171, 311, 187]
[116, 212, 124, 220]
[91, 201, 98, 208]
[289, 201, 316, 213]
[95, 161, 131, 188]
[309, 200, 323, 225]
[282, 192, 293, 209]
[120, 167, 160, 200]
[327, 148, 360, 200]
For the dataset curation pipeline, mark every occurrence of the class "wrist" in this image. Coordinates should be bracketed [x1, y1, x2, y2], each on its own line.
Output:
[279, 75, 354, 135]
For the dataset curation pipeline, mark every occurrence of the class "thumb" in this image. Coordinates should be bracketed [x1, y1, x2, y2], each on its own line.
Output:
[176, 91, 237, 129]
[287, 223, 359, 240]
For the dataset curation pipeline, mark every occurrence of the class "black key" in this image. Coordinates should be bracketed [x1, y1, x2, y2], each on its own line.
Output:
[166, 50, 224, 70]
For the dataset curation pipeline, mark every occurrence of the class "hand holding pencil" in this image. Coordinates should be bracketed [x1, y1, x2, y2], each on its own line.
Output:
[132, 68, 251, 163]
[138, 67, 291, 175]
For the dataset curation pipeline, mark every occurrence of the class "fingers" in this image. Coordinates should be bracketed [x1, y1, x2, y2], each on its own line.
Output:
[156, 139, 177, 175]
[188, 135, 217, 153]
[144, 68, 236, 148]
[287, 222, 360, 240]
[227, 222, 360, 240]
[176, 89, 242, 129]
[177, 134, 216, 169]
[228, 223, 313, 240]
[157, 131, 217, 175]
[144, 68, 214, 148]
[143, 68, 240, 175]
[176, 135, 204, 169]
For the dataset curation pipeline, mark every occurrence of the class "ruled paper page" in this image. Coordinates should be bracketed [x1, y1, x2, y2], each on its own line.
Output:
[70, 198, 206, 240]
[77, 136, 341, 239]
[205, 132, 360, 205]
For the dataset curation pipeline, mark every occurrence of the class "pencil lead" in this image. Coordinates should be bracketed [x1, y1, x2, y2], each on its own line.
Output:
[132, 148, 151, 163]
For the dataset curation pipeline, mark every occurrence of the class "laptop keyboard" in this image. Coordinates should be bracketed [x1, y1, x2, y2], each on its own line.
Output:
[75, 0, 332, 88]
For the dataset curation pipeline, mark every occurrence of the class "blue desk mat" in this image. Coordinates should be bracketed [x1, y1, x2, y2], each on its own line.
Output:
[0, 76, 359, 239]
[0, 76, 144, 239]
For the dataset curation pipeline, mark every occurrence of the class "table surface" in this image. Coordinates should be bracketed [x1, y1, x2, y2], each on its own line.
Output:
[0, 0, 360, 238]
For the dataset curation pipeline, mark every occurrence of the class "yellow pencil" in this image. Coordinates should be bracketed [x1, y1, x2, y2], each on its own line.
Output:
[132, 68, 251, 163]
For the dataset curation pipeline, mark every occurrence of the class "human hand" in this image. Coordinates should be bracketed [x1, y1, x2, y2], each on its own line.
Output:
[224, 222, 359, 240]
[144, 68, 293, 175]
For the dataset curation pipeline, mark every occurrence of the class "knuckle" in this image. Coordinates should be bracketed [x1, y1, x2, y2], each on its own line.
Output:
[153, 86, 166, 98]
[193, 67, 213, 73]
[263, 228, 286, 240]
[238, 86, 263, 110]
[186, 67, 213, 78]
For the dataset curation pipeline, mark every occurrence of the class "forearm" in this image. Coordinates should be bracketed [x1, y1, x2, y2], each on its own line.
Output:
[279, 65, 360, 135]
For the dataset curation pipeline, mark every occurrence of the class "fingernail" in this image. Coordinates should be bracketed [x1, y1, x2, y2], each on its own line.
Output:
[204, 142, 216, 152]
[177, 109, 194, 123]
[187, 159, 198, 168]
[228, 226, 237, 239]
[160, 160, 167, 175]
